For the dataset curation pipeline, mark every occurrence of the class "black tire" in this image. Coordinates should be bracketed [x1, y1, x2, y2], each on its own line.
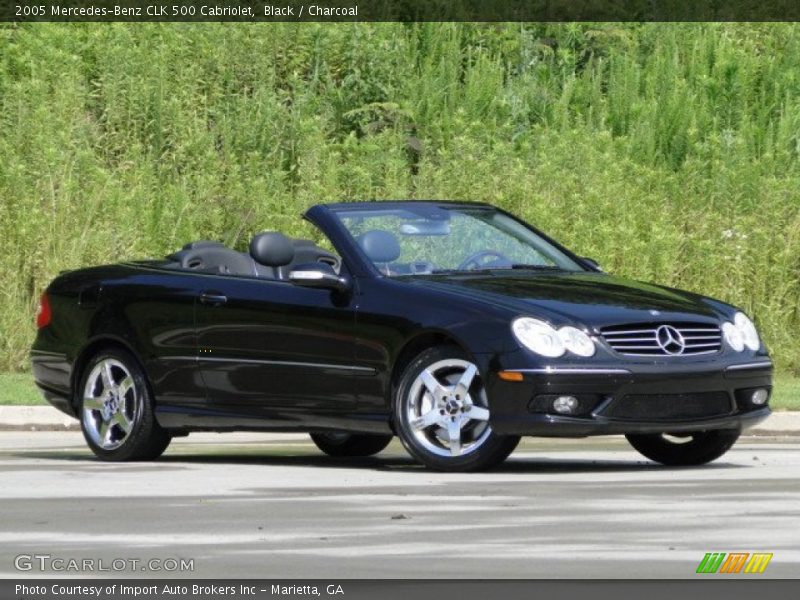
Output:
[393, 345, 520, 472]
[77, 347, 172, 461]
[625, 429, 740, 466]
[310, 432, 393, 457]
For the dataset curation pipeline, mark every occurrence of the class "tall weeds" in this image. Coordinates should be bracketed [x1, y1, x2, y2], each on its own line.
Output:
[1, 23, 798, 373]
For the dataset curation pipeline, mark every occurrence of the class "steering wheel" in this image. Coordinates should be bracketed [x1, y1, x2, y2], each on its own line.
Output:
[458, 250, 511, 271]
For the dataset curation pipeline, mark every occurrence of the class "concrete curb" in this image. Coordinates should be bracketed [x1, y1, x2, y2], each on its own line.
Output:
[748, 411, 800, 436]
[0, 406, 80, 431]
[0, 405, 798, 435]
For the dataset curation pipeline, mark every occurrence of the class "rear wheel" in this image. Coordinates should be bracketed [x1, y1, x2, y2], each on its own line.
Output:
[625, 429, 740, 466]
[310, 432, 393, 457]
[79, 347, 171, 461]
[393, 346, 520, 471]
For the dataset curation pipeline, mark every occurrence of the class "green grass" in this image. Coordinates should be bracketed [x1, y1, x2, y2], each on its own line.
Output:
[1, 23, 800, 374]
[1, 372, 798, 411]
[0, 373, 46, 406]
[772, 376, 800, 411]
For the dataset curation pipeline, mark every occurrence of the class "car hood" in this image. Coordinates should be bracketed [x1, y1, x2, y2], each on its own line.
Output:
[405, 271, 726, 329]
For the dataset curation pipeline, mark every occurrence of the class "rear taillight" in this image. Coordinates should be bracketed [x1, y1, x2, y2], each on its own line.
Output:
[36, 293, 52, 329]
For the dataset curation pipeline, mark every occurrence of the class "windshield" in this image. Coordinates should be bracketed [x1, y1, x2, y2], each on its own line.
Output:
[332, 205, 585, 276]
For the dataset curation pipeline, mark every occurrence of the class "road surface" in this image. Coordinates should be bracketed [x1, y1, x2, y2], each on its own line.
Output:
[0, 431, 797, 578]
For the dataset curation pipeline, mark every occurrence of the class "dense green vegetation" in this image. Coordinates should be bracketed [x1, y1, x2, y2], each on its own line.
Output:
[1, 23, 799, 377]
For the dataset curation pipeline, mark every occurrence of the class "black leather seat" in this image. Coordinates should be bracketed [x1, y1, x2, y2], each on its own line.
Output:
[179, 246, 258, 277]
[276, 239, 341, 278]
[166, 240, 225, 263]
[168, 234, 337, 280]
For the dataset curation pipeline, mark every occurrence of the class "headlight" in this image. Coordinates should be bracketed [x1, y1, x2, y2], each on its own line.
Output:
[722, 321, 744, 352]
[512, 318, 565, 358]
[734, 312, 760, 351]
[512, 318, 596, 358]
[558, 326, 596, 357]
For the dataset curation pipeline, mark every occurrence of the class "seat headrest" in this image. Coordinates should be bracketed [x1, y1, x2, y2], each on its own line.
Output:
[249, 232, 294, 267]
[358, 230, 401, 263]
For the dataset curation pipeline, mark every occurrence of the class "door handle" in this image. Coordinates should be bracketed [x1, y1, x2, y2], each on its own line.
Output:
[199, 291, 227, 306]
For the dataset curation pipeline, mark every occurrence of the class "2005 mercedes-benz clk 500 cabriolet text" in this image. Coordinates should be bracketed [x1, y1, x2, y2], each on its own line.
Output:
[31, 201, 773, 471]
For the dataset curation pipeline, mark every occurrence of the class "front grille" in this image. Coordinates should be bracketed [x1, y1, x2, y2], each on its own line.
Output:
[600, 322, 722, 356]
[601, 392, 732, 421]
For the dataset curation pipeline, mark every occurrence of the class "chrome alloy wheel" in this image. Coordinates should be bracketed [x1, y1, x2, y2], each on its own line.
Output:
[405, 358, 491, 457]
[82, 359, 140, 450]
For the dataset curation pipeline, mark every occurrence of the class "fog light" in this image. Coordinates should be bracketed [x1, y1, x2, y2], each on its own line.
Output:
[751, 389, 769, 405]
[553, 396, 579, 414]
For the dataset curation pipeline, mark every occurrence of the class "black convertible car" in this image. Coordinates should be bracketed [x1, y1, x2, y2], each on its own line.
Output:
[31, 201, 772, 471]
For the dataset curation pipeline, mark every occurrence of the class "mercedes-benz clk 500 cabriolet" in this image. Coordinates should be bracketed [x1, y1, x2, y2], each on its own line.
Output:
[31, 201, 772, 471]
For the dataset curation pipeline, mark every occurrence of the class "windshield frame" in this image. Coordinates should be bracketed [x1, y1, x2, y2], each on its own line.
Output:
[323, 202, 593, 278]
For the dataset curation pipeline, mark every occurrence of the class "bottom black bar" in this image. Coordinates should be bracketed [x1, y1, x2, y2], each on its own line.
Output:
[3, 580, 798, 600]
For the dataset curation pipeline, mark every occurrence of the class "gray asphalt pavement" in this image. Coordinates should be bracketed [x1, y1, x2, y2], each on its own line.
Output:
[1, 431, 798, 579]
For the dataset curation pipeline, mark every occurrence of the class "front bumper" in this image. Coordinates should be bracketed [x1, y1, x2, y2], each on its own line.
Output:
[486, 359, 773, 437]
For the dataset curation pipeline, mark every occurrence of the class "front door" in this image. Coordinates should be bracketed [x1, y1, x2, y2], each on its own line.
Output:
[194, 274, 361, 421]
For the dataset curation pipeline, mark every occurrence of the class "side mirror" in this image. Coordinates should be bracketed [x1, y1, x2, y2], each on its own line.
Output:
[582, 257, 603, 272]
[289, 262, 351, 293]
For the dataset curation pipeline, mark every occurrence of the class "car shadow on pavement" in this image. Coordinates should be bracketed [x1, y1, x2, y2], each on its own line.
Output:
[8, 449, 749, 473]
[151, 452, 749, 473]
[492, 458, 745, 473]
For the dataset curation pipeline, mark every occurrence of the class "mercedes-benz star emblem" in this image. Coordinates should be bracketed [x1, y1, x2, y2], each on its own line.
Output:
[656, 325, 685, 355]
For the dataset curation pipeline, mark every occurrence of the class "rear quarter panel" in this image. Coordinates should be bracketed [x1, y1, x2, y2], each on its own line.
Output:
[31, 264, 206, 416]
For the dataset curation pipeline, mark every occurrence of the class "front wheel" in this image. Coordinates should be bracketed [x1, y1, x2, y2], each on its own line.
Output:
[393, 346, 520, 471]
[310, 432, 393, 457]
[626, 429, 740, 466]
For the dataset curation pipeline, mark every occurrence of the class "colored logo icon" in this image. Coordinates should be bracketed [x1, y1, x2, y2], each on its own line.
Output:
[696, 552, 773, 574]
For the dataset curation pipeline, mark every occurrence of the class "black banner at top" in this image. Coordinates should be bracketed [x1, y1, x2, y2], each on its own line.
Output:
[5, 0, 800, 23]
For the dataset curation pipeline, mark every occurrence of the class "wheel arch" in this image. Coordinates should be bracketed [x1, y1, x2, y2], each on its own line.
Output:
[70, 335, 148, 412]
[389, 329, 485, 395]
